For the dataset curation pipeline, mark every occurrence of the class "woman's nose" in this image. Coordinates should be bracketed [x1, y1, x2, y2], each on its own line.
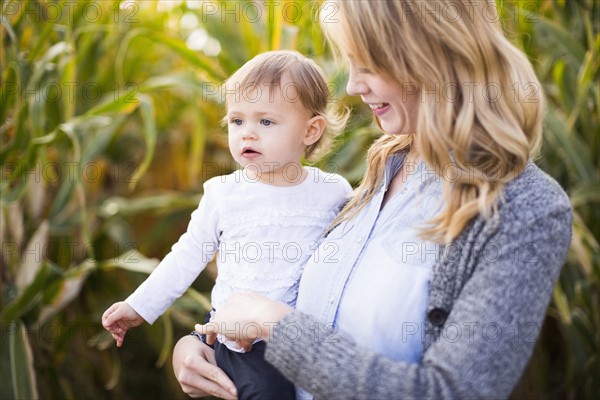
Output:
[346, 70, 368, 96]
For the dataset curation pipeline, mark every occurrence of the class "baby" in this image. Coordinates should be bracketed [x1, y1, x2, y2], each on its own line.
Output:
[102, 50, 351, 399]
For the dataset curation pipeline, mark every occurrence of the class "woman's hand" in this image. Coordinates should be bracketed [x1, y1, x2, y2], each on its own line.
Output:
[195, 292, 293, 350]
[172, 335, 237, 399]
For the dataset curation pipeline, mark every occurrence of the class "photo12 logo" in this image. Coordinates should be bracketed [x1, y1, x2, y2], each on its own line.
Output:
[1, 161, 139, 185]
[3, 81, 139, 105]
[3, 1, 139, 24]
[195, 1, 338, 24]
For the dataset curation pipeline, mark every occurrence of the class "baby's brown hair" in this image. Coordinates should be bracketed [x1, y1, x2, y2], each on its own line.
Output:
[225, 50, 348, 161]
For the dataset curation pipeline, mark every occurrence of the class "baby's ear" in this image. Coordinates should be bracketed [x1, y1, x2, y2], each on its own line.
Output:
[303, 116, 326, 146]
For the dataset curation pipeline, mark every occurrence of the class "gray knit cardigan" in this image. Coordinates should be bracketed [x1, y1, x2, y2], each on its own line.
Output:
[265, 162, 572, 399]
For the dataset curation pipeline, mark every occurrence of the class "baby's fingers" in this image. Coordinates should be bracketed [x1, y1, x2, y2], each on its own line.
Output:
[110, 331, 125, 347]
[102, 303, 123, 329]
[109, 324, 128, 347]
[236, 339, 253, 352]
[195, 323, 219, 337]
[206, 332, 217, 345]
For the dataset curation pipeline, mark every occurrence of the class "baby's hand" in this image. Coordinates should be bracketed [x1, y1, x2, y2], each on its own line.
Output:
[203, 325, 217, 346]
[194, 324, 254, 352]
[235, 339, 254, 352]
[196, 321, 252, 351]
[102, 301, 144, 347]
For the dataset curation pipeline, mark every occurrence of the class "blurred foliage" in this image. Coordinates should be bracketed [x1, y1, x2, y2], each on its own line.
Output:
[0, 1, 373, 399]
[0, 0, 597, 399]
[499, 1, 599, 399]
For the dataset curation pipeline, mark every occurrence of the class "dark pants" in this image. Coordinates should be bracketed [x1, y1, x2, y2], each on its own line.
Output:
[214, 340, 296, 400]
[201, 312, 295, 400]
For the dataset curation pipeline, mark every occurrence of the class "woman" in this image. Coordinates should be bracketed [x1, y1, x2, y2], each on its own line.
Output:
[175, 1, 572, 398]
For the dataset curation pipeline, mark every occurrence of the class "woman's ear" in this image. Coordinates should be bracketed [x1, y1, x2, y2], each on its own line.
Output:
[303, 116, 326, 146]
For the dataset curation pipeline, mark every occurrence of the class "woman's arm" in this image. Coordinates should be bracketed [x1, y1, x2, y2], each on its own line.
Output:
[172, 335, 237, 399]
[263, 206, 572, 399]
[196, 292, 293, 351]
[195, 179, 572, 398]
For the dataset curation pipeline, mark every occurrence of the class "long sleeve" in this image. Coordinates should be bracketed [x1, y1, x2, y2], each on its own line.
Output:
[126, 180, 221, 324]
[265, 179, 572, 399]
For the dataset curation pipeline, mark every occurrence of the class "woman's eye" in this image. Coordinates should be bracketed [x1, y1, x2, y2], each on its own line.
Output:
[230, 118, 242, 126]
[260, 119, 273, 126]
[357, 67, 371, 74]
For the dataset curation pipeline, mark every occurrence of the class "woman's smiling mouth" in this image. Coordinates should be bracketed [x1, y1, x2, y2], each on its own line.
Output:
[367, 102, 391, 116]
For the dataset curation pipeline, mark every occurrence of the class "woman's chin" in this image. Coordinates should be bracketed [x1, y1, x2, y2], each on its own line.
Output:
[384, 127, 411, 136]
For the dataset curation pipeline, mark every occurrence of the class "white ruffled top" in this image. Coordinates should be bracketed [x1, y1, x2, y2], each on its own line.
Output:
[126, 167, 352, 330]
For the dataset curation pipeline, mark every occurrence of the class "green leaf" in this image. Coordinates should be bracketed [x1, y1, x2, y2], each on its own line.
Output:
[25, 42, 70, 98]
[1, 145, 43, 204]
[144, 30, 226, 81]
[38, 259, 96, 325]
[60, 45, 76, 121]
[139, 74, 205, 95]
[1, 262, 63, 324]
[15, 221, 49, 290]
[185, 287, 212, 312]
[28, 85, 46, 139]
[534, 14, 586, 63]
[128, 93, 157, 190]
[0, 178, 28, 203]
[0, 321, 39, 400]
[568, 46, 600, 129]
[103, 347, 122, 390]
[80, 116, 126, 164]
[544, 109, 595, 183]
[269, 0, 283, 50]
[83, 94, 139, 117]
[570, 183, 600, 208]
[48, 176, 75, 220]
[97, 194, 201, 218]
[552, 284, 571, 324]
[98, 249, 159, 275]
[0, 7, 18, 48]
[551, 59, 569, 108]
[116, 28, 225, 84]
[30, 131, 59, 146]
[156, 313, 173, 368]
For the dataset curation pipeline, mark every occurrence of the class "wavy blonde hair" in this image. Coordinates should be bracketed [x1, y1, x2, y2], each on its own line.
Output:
[225, 50, 349, 162]
[322, 0, 544, 242]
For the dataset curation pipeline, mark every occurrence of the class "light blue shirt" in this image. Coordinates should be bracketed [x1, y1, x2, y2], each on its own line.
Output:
[296, 153, 443, 371]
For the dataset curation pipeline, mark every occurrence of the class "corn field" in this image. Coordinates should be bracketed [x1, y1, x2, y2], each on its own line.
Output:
[1, 1, 598, 399]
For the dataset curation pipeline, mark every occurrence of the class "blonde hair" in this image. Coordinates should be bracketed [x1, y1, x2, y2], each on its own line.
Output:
[225, 50, 348, 161]
[322, 0, 544, 242]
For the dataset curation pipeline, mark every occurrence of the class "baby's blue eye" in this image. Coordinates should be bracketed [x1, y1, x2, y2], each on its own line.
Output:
[230, 118, 242, 126]
[260, 119, 273, 126]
